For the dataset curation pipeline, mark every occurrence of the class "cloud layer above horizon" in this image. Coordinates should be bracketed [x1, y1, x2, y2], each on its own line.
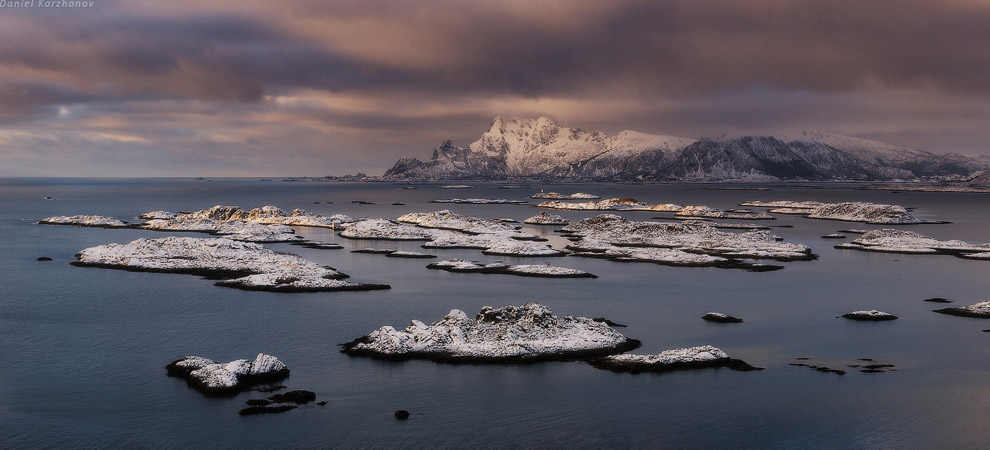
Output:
[2, 0, 989, 176]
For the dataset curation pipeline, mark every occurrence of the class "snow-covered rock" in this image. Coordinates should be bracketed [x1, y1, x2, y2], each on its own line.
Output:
[426, 259, 596, 278]
[530, 192, 600, 200]
[703, 312, 743, 323]
[165, 353, 289, 397]
[560, 214, 812, 271]
[674, 205, 775, 220]
[742, 200, 943, 224]
[72, 236, 389, 292]
[341, 303, 638, 362]
[429, 198, 527, 204]
[835, 229, 990, 258]
[397, 210, 536, 239]
[343, 212, 565, 256]
[524, 211, 570, 225]
[589, 345, 762, 373]
[138, 205, 353, 241]
[38, 215, 129, 228]
[841, 310, 898, 321]
[932, 301, 990, 318]
[538, 198, 682, 212]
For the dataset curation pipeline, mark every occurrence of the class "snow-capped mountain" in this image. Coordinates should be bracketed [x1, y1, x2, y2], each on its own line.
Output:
[383, 117, 988, 181]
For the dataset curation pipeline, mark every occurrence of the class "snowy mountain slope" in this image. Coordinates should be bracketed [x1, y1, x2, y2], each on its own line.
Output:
[383, 117, 988, 181]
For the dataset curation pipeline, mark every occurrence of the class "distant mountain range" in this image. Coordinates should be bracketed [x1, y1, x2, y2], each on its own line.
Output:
[383, 116, 989, 181]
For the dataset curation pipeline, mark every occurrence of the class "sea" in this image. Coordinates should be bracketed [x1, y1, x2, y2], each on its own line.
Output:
[2, 178, 990, 449]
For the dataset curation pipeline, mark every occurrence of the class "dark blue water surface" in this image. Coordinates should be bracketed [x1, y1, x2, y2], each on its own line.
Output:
[2, 178, 990, 449]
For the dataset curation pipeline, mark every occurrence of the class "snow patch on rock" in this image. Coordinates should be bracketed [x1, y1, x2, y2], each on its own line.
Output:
[341, 303, 637, 362]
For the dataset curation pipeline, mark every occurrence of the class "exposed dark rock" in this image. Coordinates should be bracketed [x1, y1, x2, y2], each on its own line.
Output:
[317, 401, 327, 406]
[841, 310, 898, 321]
[703, 313, 743, 323]
[592, 318, 627, 327]
[923, 297, 952, 303]
[36, 256, 53, 261]
[394, 410, 410, 420]
[268, 390, 316, 404]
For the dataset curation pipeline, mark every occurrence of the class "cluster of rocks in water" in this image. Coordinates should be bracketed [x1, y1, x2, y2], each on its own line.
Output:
[789, 357, 898, 375]
[341, 302, 762, 374]
[166, 353, 290, 397]
[835, 229, 990, 260]
[340, 210, 565, 257]
[738, 200, 946, 224]
[559, 214, 813, 271]
[537, 198, 773, 220]
[72, 236, 390, 292]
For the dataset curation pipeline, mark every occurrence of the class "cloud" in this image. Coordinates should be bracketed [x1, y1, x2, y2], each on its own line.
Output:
[1, 0, 989, 175]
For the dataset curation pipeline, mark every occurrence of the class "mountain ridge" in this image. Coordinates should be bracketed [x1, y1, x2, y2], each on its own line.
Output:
[383, 116, 987, 181]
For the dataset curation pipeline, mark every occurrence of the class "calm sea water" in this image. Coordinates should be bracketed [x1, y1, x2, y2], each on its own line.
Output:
[2, 178, 990, 449]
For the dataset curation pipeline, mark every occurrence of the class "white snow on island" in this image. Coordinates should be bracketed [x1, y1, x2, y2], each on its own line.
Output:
[835, 229, 990, 259]
[426, 259, 597, 278]
[72, 236, 390, 292]
[560, 214, 812, 271]
[341, 303, 639, 362]
[523, 211, 570, 225]
[342, 211, 566, 257]
[38, 215, 130, 228]
[932, 300, 990, 319]
[140, 205, 353, 241]
[166, 353, 289, 397]
[537, 198, 682, 212]
[740, 200, 945, 224]
[589, 345, 762, 373]
[530, 192, 600, 200]
[841, 310, 898, 321]
[429, 198, 528, 204]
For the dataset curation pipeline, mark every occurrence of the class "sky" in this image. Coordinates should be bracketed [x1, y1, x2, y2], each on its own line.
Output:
[1, 0, 989, 176]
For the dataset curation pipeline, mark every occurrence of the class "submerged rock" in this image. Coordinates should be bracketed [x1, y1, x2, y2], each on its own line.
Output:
[341, 302, 639, 362]
[237, 405, 296, 416]
[166, 353, 290, 397]
[933, 301, 990, 319]
[841, 310, 898, 321]
[703, 312, 743, 323]
[589, 345, 762, 373]
[426, 259, 596, 278]
[923, 297, 952, 303]
[73, 236, 390, 292]
[268, 390, 316, 404]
